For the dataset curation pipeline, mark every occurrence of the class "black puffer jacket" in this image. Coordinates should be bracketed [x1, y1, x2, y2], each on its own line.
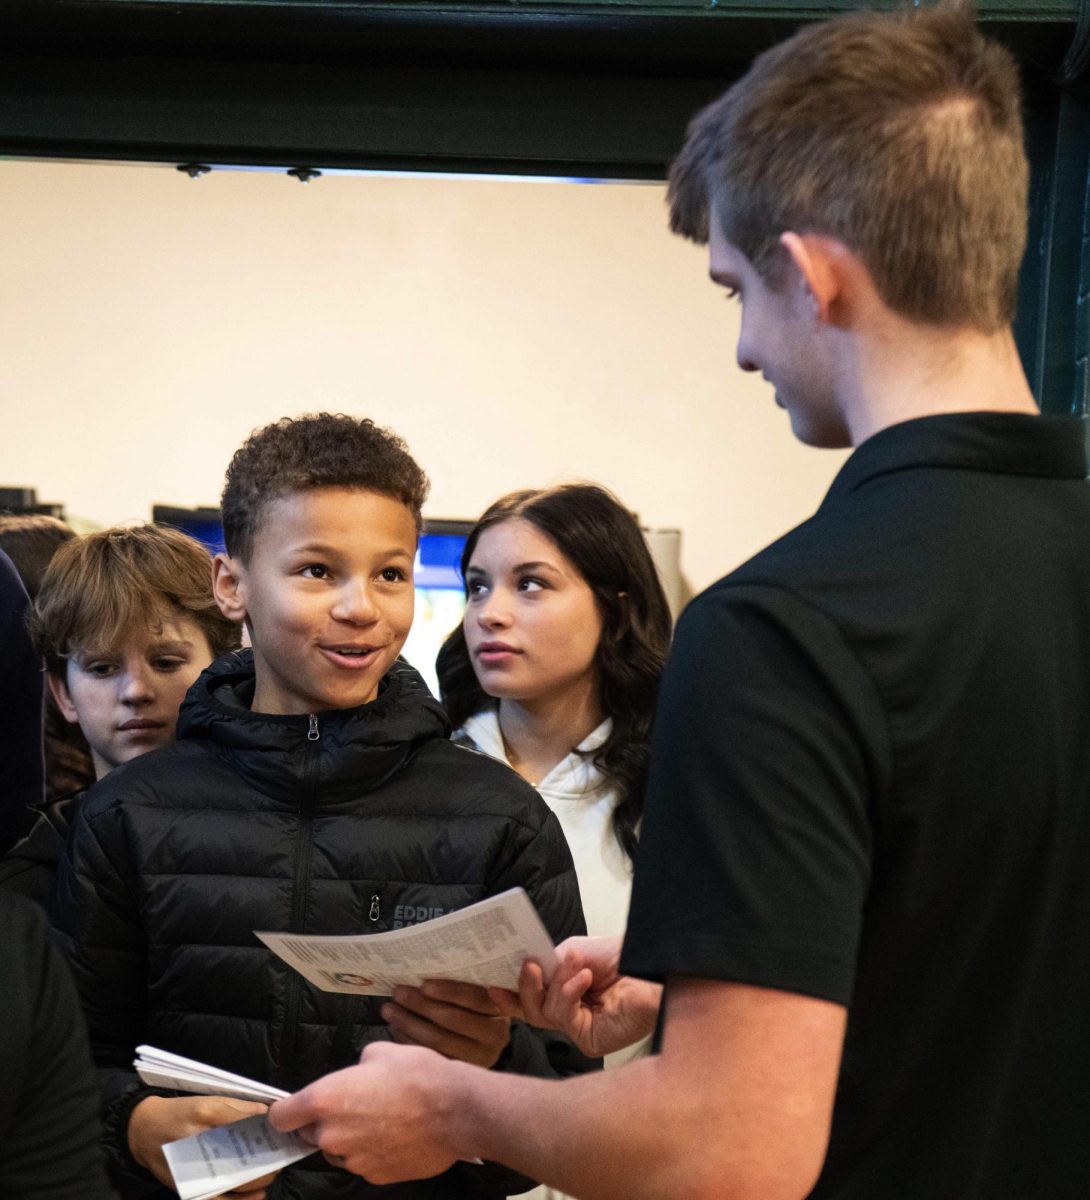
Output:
[0, 790, 81, 907]
[54, 653, 593, 1200]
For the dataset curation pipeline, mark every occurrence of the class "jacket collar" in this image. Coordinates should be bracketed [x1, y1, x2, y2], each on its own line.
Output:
[178, 650, 450, 805]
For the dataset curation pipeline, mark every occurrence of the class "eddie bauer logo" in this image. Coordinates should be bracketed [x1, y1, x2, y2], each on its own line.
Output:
[393, 904, 446, 929]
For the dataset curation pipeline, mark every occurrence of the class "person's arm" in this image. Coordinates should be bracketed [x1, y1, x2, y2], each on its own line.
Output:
[0, 892, 117, 1200]
[271, 974, 846, 1200]
[53, 789, 284, 1197]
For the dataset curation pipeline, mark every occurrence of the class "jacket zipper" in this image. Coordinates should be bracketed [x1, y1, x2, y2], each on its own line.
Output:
[279, 714, 319, 1090]
[368, 893, 380, 922]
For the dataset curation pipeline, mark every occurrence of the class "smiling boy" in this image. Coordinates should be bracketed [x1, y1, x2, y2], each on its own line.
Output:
[54, 413, 591, 1200]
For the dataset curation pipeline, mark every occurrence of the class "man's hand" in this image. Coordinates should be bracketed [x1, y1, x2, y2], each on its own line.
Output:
[269, 1042, 463, 1184]
[382, 979, 511, 1068]
[489, 935, 662, 1058]
[128, 1095, 280, 1197]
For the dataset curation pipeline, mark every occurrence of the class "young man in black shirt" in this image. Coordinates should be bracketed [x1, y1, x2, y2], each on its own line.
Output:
[267, 7, 1090, 1198]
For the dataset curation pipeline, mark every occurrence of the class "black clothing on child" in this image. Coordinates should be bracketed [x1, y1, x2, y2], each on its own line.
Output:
[0, 549, 43, 852]
[0, 790, 80, 907]
[56, 652, 594, 1200]
[623, 413, 1090, 1199]
[0, 890, 117, 1199]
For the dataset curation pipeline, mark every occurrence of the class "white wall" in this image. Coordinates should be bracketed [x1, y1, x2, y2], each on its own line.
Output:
[0, 159, 847, 598]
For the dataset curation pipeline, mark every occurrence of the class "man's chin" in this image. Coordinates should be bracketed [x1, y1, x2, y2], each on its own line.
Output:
[787, 408, 851, 450]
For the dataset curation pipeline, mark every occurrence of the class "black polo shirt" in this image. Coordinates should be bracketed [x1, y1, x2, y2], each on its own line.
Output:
[623, 412, 1090, 1199]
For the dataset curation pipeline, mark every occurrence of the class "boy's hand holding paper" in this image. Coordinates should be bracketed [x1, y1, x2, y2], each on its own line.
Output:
[132, 1047, 315, 1199]
[382, 978, 512, 1068]
[128, 1095, 279, 1198]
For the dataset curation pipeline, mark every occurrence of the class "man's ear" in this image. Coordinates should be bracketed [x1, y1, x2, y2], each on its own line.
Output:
[780, 232, 851, 326]
[212, 553, 249, 625]
[47, 672, 80, 725]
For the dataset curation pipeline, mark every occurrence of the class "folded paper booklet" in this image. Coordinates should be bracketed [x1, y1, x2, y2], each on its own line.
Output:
[132, 1047, 315, 1200]
[134, 1045, 288, 1104]
[163, 1113, 314, 1200]
[256, 886, 558, 996]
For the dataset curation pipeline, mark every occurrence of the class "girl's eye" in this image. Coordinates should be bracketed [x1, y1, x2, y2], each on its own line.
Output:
[300, 564, 329, 580]
[518, 577, 545, 593]
[85, 661, 117, 678]
[379, 566, 407, 583]
[466, 578, 488, 597]
[152, 658, 186, 672]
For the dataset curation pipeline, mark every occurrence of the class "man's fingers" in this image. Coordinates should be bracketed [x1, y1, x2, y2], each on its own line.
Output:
[516, 959, 549, 1024]
[542, 967, 594, 1031]
[560, 966, 596, 1004]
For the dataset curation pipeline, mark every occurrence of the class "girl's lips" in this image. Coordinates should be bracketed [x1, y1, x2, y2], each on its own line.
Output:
[476, 644, 520, 664]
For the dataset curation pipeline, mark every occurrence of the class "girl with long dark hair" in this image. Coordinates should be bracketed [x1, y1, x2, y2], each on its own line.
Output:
[437, 484, 672, 943]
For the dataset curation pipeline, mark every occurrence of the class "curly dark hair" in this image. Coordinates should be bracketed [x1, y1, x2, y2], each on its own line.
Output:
[437, 484, 672, 862]
[221, 413, 430, 562]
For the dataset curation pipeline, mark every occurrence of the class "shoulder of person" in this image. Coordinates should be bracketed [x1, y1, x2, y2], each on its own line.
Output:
[75, 741, 205, 826]
[412, 737, 554, 829]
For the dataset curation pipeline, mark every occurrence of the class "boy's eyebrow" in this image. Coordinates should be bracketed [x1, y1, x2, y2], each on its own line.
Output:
[73, 637, 196, 659]
[290, 541, 416, 559]
[152, 639, 198, 654]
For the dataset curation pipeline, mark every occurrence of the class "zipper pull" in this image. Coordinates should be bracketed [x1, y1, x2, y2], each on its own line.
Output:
[307, 714, 320, 742]
[368, 894, 380, 922]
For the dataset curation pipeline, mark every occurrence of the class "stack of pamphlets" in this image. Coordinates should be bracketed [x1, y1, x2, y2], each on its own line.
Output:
[133, 1047, 315, 1200]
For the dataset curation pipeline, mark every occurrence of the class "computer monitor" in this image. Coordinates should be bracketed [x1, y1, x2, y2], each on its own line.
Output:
[152, 505, 227, 557]
[152, 505, 470, 699]
[402, 519, 473, 699]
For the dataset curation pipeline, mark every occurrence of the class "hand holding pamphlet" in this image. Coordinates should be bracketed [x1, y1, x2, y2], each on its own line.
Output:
[134, 889, 553, 1196]
[133, 1047, 315, 1200]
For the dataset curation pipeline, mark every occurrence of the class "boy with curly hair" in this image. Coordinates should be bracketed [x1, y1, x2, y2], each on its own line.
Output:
[55, 413, 591, 1200]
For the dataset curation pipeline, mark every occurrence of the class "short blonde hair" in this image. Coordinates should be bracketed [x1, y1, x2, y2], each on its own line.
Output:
[31, 524, 239, 674]
[668, 3, 1027, 331]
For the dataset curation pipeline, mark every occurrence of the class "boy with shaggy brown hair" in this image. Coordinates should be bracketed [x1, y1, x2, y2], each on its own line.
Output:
[54, 413, 591, 1200]
[1, 524, 239, 905]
